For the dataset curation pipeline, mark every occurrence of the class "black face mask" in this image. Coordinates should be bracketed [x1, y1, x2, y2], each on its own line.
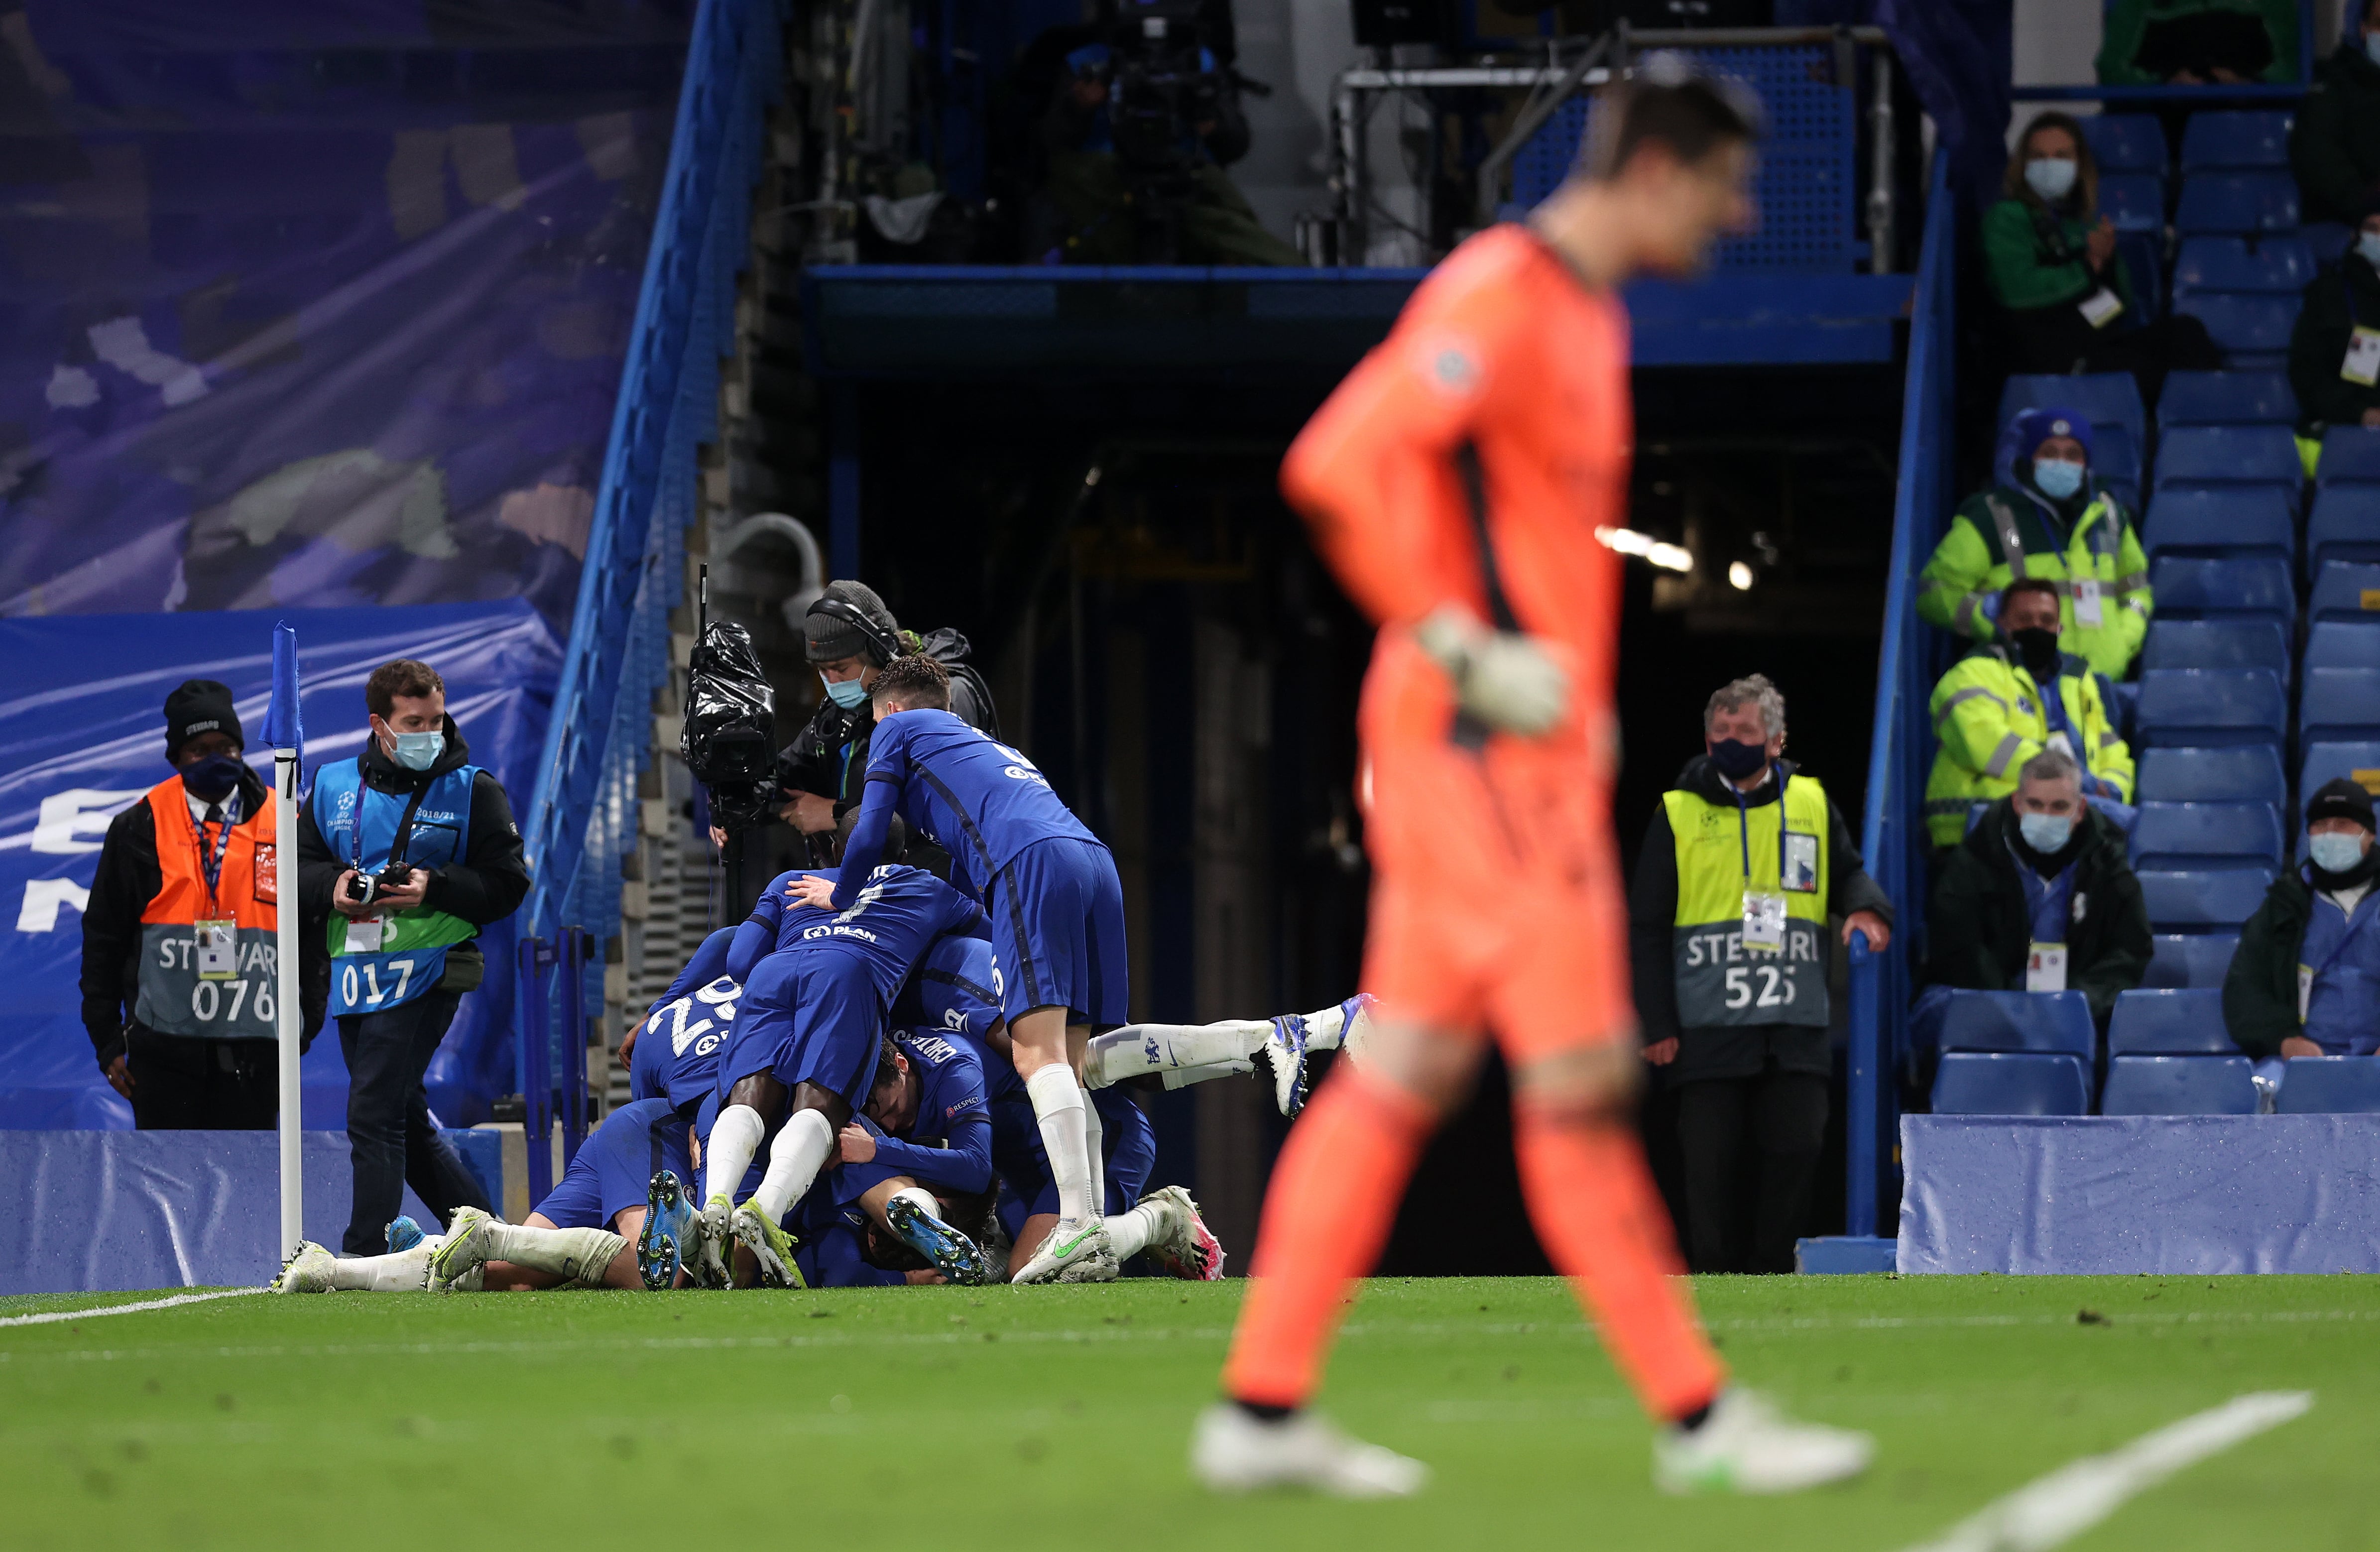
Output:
[178, 753, 243, 803]
[2011, 627, 2061, 684]
[1708, 738, 1770, 780]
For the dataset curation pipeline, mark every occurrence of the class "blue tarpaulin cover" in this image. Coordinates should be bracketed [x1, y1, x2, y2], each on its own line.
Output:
[0, 601, 559, 1129]
[1900, 1113, 2380, 1274]
[0, 0, 689, 623]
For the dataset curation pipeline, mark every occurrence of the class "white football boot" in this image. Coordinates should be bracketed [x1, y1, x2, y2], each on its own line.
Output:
[1190, 1403, 1428, 1498]
[424, 1207, 497, 1294]
[269, 1242, 338, 1294]
[1653, 1388, 1874, 1494]
[1010, 1218, 1117, 1285]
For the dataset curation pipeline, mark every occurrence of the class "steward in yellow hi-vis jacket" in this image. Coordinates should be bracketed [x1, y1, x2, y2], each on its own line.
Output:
[1924, 628, 2134, 849]
[1916, 408, 2152, 679]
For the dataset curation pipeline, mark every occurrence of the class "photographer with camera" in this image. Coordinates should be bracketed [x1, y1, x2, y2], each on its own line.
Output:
[1038, 0, 1302, 265]
[297, 658, 527, 1255]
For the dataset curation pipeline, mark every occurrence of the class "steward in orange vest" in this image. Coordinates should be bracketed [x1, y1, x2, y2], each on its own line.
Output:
[80, 680, 325, 1129]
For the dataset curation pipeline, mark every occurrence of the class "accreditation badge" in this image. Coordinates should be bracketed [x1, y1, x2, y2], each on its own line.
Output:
[344, 916, 384, 954]
[195, 919, 238, 980]
[1742, 891, 1787, 953]
[2026, 942, 2068, 994]
[2072, 577, 2104, 628]
[1781, 831, 1820, 893]
[2343, 326, 2380, 386]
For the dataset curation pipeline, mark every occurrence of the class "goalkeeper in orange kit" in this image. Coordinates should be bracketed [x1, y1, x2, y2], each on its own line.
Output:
[1190, 59, 1874, 1498]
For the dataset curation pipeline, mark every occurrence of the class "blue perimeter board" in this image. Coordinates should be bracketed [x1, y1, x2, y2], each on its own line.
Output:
[803, 265, 1916, 377]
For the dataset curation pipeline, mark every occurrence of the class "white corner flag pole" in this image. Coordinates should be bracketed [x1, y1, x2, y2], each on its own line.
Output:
[269, 620, 304, 1264]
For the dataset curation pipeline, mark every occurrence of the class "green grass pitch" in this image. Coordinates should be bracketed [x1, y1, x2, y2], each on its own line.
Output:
[1, 1273, 2372, 1551]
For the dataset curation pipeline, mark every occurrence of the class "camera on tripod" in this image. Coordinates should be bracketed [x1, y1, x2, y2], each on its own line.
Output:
[1103, 1, 1223, 182]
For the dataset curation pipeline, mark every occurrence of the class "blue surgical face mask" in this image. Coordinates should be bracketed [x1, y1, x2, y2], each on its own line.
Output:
[823, 675, 870, 710]
[2023, 156, 2078, 202]
[2309, 832, 2370, 874]
[389, 729, 444, 772]
[2032, 457, 2086, 500]
[2357, 231, 2380, 270]
[2019, 810, 2075, 854]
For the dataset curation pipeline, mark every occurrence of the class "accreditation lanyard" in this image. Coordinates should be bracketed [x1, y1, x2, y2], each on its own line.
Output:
[2299, 873, 2380, 1022]
[1732, 768, 1792, 954]
[189, 796, 238, 980]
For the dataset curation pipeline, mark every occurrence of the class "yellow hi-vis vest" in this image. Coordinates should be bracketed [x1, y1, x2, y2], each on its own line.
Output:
[1663, 773, 1833, 1029]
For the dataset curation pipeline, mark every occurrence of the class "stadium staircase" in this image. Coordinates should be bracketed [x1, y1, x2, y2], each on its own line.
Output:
[1848, 99, 2380, 1253]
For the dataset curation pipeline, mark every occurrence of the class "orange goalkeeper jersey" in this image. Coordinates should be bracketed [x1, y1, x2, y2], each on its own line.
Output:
[1281, 223, 1631, 754]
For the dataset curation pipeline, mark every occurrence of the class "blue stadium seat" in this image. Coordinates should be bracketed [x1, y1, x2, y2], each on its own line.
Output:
[2154, 369, 2295, 428]
[2095, 423, 2143, 491]
[2143, 932, 2241, 988]
[1936, 988, 2096, 1056]
[1931, 1053, 2094, 1116]
[2315, 426, 2380, 483]
[2310, 560, 2380, 622]
[2304, 619, 2380, 670]
[2141, 618, 2291, 683]
[2178, 110, 2294, 171]
[2107, 987, 2238, 1053]
[2300, 668, 2380, 747]
[2129, 801, 2284, 870]
[2137, 867, 2277, 931]
[2301, 221, 2353, 266]
[2136, 743, 2287, 805]
[2174, 292, 2300, 366]
[2083, 114, 2167, 173]
[2134, 669, 2287, 748]
[2150, 428, 2302, 497]
[2175, 172, 2299, 235]
[1997, 372, 2148, 458]
[2142, 486, 2296, 559]
[2099, 172, 2168, 235]
[2101, 1055, 2258, 1114]
[2117, 230, 2164, 321]
[2299, 743, 2380, 810]
[2171, 235, 2314, 295]
[2147, 555, 2295, 620]
[2306, 485, 2380, 574]
[2275, 1057, 2380, 1113]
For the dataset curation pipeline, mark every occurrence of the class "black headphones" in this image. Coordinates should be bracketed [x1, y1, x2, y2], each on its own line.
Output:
[806, 593, 903, 666]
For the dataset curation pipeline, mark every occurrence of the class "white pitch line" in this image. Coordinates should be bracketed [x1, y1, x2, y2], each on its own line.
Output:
[1900, 1390, 2314, 1552]
[0, 1288, 265, 1329]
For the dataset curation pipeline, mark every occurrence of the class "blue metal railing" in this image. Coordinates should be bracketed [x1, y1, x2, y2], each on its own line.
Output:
[1845, 148, 1956, 1239]
[513, 0, 783, 1174]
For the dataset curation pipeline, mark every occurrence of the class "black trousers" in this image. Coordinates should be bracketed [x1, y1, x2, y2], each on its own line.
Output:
[339, 989, 490, 1254]
[1674, 1065, 1830, 1276]
[124, 1028, 278, 1129]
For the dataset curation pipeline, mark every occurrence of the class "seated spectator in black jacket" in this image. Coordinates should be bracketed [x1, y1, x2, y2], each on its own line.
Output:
[1926, 749, 2153, 1027]
[2097, 0, 2298, 86]
[2287, 200, 2380, 439]
[2225, 778, 2380, 1060]
[2290, 1, 2380, 224]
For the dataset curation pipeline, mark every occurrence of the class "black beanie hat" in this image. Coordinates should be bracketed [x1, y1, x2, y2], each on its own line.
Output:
[2307, 776, 2378, 833]
[163, 679, 243, 759]
[802, 580, 901, 666]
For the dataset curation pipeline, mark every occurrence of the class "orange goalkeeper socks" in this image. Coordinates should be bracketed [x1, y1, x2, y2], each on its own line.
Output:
[1514, 1107, 1726, 1422]
[1222, 1067, 1435, 1410]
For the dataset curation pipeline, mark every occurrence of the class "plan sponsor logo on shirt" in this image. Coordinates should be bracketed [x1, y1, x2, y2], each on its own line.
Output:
[803, 923, 881, 944]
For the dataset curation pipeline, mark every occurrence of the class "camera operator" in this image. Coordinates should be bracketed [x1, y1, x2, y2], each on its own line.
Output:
[1038, 0, 1303, 265]
[297, 658, 526, 1255]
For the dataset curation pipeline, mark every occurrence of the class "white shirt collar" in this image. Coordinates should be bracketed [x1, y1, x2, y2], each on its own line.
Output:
[184, 785, 241, 828]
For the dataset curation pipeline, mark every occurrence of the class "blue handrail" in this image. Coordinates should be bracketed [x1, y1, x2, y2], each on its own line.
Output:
[1846, 147, 1956, 1239]
[512, 0, 782, 1145]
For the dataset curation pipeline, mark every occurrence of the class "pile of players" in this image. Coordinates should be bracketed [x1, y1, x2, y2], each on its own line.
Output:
[275, 654, 1371, 1296]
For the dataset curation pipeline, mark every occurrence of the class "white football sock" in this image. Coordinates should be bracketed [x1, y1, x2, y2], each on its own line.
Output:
[1301, 1003, 1347, 1049]
[1024, 1064, 1095, 1223]
[1103, 1201, 1166, 1261]
[1086, 1021, 1270, 1086]
[706, 1103, 765, 1206]
[889, 1185, 940, 1224]
[484, 1223, 628, 1287]
[754, 1108, 835, 1222]
[330, 1245, 434, 1292]
[1162, 1059, 1255, 1089]
[1084, 1096, 1108, 1217]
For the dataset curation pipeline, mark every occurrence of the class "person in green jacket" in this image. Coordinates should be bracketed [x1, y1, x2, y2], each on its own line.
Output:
[2289, 3, 2380, 224]
[1926, 758, 2153, 1029]
[1918, 409, 2154, 680]
[2286, 201, 2380, 447]
[2098, 0, 2300, 85]
[1984, 114, 2222, 400]
[1923, 578, 2136, 848]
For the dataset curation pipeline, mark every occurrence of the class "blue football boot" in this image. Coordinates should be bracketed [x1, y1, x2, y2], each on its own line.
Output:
[637, 1170, 697, 1291]
[1264, 1014, 1310, 1118]
[884, 1193, 991, 1286]
[384, 1216, 425, 1253]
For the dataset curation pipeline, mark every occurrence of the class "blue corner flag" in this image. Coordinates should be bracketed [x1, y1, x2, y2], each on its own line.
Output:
[265, 621, 303, 761]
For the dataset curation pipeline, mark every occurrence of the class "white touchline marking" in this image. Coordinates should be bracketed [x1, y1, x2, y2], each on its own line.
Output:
[0, 1288, 265, 1329]
[1900, 1391, 2314, 1552]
